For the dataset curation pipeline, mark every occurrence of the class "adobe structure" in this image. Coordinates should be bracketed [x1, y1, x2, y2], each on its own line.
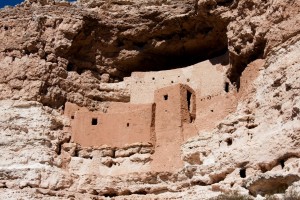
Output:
[64, 54, 237, 171]
[126, 53, 237, 131]
[65, 102, 156, 148]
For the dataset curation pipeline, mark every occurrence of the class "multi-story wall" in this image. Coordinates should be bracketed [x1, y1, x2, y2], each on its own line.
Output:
[151, 84, 198, 171]
[65, 84, 197, 150]
[65, 84, 197, 171]
[128, 54, 229, 104]
[127, 53, 238, 131]
[62, 51, 240, 174]
[154, 84, 196, 132]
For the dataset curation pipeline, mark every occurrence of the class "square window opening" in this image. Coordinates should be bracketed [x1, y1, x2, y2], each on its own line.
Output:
[92, 118, 98, 125]
[164, 95, 168, 100]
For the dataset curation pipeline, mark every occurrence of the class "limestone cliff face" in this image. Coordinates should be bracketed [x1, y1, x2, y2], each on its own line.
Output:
[0, 0, 300, 199]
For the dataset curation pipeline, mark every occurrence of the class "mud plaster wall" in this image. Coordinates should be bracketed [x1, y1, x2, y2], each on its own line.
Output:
[128, 54, 228, 104]
[151, 84, 197, 171]
[107, 102, 154, 113]
[195, 59, 264, 131]
[70, 103, 155, 148]
[128, 54, 237, 131]
[196, 93, 237, 131]
[65, 84, 198, 171]
[64, 102, 89, 120]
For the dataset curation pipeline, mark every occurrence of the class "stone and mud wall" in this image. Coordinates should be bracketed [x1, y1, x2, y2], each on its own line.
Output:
[65, 102, 155, 148]
[129, 53, 237, 131]
[151, 84, 197, 172]
[65, 83, 197, 172]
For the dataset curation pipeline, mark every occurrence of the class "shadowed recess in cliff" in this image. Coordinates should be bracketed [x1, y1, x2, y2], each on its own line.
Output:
[63, 16, 99, 75]
[60, 13, 229, 79]
[113, 18, 229, 74]
[228, 38, 267, 87]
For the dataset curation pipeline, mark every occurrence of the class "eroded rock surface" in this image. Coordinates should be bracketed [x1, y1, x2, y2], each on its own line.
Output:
[0, 0, 300, 199]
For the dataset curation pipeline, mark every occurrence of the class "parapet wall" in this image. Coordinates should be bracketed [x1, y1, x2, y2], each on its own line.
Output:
[64, 102, 89, 120]
[107, 102, 154, 113]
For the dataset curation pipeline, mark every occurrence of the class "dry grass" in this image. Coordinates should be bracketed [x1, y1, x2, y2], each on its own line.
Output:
[210, 191, 253, 200]
[265, 190, 300, 200]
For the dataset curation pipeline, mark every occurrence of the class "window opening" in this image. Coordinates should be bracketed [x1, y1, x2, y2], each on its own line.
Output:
[92, 118, 98, 125]
[67, 63, 74, 71]
[225, 138, 232, 146]
[280, 160, 285, 169]
[164, 95, 168, 100]
[240, 169, 246, 178]
[225, 82, 230, 93]
[187, 90, 192, 112]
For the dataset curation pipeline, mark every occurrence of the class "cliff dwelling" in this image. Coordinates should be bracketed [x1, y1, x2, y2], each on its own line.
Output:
[64, 54, 237, 171]
[1, 0, 300, 198]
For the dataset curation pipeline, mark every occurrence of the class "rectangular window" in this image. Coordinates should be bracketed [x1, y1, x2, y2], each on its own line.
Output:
[92, 118, 98, 125]
[187, 90, 192, 112]
[225, 82, 229, 93]
[164, 94, 168, 100]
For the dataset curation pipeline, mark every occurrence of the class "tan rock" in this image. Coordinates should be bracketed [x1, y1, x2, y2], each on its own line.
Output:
[0, 0, 300, 199]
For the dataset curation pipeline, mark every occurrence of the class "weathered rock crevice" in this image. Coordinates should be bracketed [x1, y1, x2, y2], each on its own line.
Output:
[62, 16, 99, 75]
